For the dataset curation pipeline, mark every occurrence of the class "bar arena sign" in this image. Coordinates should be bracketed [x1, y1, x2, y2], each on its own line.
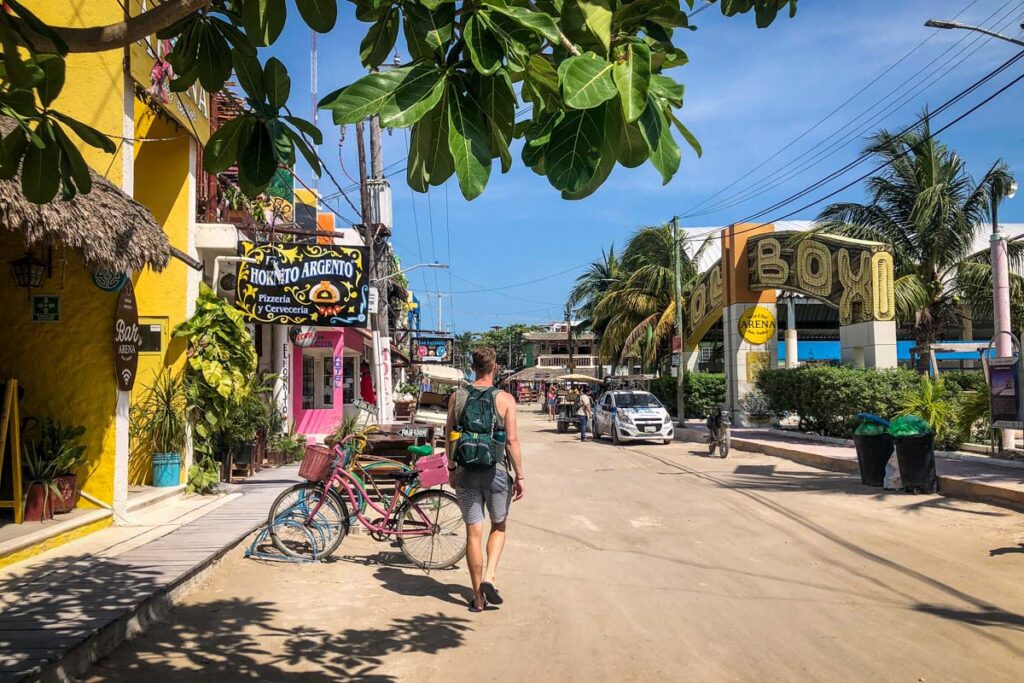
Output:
[235, 242, 369, 327]
[114, 281, 141, 391]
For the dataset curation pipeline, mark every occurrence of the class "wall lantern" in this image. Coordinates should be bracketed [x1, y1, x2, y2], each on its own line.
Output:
[9, 248, 52, 291]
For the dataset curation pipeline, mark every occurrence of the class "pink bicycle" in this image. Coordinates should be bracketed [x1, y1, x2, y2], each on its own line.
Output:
[267, 438, 466, 568]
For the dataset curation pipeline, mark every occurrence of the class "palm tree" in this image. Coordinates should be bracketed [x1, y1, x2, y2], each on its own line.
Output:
[452, 331, 476, 373]
[567, 245, 622, 333]
[816, 115, 1017, 360]
[593, 224, 711, 367]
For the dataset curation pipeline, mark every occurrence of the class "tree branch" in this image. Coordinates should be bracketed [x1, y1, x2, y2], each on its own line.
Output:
[560, 33, 581, 56]
[12, 0, 211, 54]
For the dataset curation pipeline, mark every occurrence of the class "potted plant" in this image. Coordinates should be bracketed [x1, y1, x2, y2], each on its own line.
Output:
[739, 388, 773, 427]
[21, 442, 60, 522]
[41, 419, 88, 512]
[130, 370, 187, 487]
[394, 381, 420, 420]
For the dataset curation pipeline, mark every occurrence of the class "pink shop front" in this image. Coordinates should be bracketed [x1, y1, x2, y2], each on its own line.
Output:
[273, 327, 373, 442]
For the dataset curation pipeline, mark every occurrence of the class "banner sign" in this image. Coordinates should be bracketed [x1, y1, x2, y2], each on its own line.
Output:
[235, 242, 369, 327]
[114, 282, 141, 391]
[738, 307, 776, 345]
[747, 232, 895, 325]
[412, 335, 452, 363]
[987, 357, 1023, 429]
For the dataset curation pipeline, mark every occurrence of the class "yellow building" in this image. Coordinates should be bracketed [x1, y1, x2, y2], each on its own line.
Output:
[0, 1, 208, 566]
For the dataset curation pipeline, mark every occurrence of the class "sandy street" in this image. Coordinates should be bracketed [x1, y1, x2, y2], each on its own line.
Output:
[84, 411, 1024, 682]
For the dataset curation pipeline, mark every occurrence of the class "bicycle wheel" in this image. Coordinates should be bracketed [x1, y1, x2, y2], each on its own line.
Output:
[720, 434, 730, 459]
[268, 483, 349, 560]
[396, 490, 466, 570]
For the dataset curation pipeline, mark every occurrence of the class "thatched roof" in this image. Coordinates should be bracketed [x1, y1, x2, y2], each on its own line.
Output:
[0, 117, 170, 273]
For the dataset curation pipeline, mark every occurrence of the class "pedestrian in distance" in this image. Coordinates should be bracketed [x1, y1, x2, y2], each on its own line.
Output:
[446, 347, 525, 613]
[547, 385, 557, 421]
[577, 385, 593, 442]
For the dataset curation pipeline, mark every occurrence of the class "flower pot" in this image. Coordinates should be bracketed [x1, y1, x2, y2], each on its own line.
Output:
[852, 433, 893, 487]
[52, 474, 79, 513]
[23, 482, 56, 522]
[152, 452, 182, 487]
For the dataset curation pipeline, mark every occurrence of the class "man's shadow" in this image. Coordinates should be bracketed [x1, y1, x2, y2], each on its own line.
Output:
[990, 543, 1024, 557]
[372, 566, 473, 607]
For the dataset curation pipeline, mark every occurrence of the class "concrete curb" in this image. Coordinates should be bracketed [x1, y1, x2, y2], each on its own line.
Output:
[677, 428, 1024, 510]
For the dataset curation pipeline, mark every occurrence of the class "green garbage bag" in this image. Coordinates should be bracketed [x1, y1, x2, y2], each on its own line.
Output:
[888, 415, 932, 437]
[854, 422, 886, 436]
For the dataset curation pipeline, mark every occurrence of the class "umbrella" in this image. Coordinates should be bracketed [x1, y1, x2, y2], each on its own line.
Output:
[554, 374, 597, 383]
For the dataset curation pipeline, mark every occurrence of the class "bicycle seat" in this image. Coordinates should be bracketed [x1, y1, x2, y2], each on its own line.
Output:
[407, 444, 433, 457]
[391, 469, 419, 481]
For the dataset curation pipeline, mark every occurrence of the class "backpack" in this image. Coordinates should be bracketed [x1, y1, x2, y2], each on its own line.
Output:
[454, 386, 503, 470]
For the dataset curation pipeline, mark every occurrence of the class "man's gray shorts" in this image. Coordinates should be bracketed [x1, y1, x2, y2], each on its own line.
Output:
[455, 467, 512, 525]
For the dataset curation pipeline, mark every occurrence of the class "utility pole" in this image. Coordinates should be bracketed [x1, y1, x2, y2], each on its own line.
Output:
[565, 303, 575, 371]
[673, 217, 686, 427]
[437, 291, 443, 331]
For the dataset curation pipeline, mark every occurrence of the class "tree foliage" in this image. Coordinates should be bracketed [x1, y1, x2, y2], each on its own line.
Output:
[476, 323, 541, 370]
[0, 0, 798, 204]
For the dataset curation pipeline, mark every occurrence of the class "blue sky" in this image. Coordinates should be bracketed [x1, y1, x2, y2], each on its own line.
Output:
[264, 0, 1024, 333]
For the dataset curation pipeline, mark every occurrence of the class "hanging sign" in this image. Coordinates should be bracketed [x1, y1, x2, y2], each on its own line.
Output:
[368, 286, 379, 314]
[352, 398, 379, 415]
[235, 242, 369, 327]
[987, 357, 1023, 429]
[288, 325, 318, 348]
[738, 307, 776, 345]
[31, 296, 60, 323]
[92, 270, 127, 292]
[114, 282, 141, 391]
[412, 335, 452, 363]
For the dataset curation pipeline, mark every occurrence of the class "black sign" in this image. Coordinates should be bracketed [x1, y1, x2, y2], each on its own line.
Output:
[988, 357, 1023, 428]
[235, 242, 368, 327]
[114, 281, 141, 391]
[412, 335, 452, 363]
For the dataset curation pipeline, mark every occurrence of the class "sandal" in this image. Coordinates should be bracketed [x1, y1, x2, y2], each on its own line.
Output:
[480, 581, 504, 605]
[468, 596, 488, 613]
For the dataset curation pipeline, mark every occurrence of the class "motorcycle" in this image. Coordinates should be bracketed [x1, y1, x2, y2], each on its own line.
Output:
[706, 406, 730, 458]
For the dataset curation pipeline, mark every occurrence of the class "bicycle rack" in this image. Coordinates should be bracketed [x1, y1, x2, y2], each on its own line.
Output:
[245, 509, 334, 564]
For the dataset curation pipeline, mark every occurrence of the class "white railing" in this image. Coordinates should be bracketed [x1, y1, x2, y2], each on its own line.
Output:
[537, 355, 598, 368]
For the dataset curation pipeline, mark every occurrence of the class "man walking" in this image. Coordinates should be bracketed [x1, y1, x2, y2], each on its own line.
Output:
[446, 347, 525, 612]
[577, 385, 593, 442]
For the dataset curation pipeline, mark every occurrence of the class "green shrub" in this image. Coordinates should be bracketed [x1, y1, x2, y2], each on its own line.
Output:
[650, 373, 726, 418]
[942, 370, 986, 393]
[756, 366, 919, 437]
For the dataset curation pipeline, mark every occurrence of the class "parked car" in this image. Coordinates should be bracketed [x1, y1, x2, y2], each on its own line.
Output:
[593, 390, 675, 445]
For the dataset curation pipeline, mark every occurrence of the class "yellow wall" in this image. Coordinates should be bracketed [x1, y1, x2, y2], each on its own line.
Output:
[130, 105, 193, 484]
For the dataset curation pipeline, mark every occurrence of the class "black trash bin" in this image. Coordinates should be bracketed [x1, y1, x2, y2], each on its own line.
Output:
[893, 433, 938, 493]
[852, 432, 893, 487]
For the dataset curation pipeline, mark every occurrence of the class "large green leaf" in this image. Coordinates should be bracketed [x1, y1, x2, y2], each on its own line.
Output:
[319, 67, 411, 124]
[262, 57, 291, 109]
[0, 129, 28, 181]
[284, 126, 322, 175]
[232, 50, 265, 101]
[558, 53, 616, 110]
[612, 41, 650, 123]
[238, 123, 277, 195]
[51, 122, 91, 196]
[667, 108, 702, 157]
[295, 0, 338, 32]
[203, 115, 255, 174]
[650, 74, 683, 106]
[49, 111, 116, 153]
[360, 7, 400, 68]
[545, 106, 605, 193]
[638, 101, 679, 184]
[404, 3, 456, 51]
[34, 53, 65, 107]
[284, 115, 324, 145]
[21, 124, 59, 203]
[380, 64, 446, 128]
[486, 12, 544, 67]
[522, 138, 546, 175]
[576, 0, 613, 54]
[485, 3, 561, 44]
[617, 120, 648, 168]
[473, 72, 516, 172]
[195, 23, 233, 92]
[562, 100, 620, 199]
[447, 83, 492, 200]
[421, 0, 455, 8]
[407, 95, 454, 191]
[464, 14, 504, 76]
[240, 0, 287, 46]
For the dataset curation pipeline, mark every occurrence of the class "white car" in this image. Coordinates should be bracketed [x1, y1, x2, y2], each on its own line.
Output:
[593, 390, 675, 445]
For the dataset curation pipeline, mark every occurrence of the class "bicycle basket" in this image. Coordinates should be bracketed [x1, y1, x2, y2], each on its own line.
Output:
[415, 452, 448, 488]
[298, 445, 333, 481]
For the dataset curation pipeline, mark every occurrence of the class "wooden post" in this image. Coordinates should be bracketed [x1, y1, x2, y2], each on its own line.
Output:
[0, 380, 24, 524]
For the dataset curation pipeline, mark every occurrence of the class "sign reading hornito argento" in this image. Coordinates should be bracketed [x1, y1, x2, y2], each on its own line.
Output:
[235, 243, 369, 327]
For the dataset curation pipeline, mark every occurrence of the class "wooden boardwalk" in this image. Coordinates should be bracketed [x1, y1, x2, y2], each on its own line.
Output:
[0, 467, 300, 682]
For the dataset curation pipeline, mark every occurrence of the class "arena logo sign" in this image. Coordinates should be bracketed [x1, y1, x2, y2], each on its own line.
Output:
[235, 243, 369, 327]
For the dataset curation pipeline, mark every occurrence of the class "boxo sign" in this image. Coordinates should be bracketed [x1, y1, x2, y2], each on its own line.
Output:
[738, 306, 776, 345]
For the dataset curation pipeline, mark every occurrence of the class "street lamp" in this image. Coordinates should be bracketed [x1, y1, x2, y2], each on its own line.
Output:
[372, 261, 448, 283]
[924, 19, 1024, 47]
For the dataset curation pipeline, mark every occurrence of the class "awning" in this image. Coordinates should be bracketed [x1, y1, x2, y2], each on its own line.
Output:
[554, 373, 598, 383]
[415, 364, 466, 384]
[0, 117, 171, 273]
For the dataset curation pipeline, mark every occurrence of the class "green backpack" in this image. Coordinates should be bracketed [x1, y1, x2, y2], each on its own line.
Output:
[455, 386, 503, 470]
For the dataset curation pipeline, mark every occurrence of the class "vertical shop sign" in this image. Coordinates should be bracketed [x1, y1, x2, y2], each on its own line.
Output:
[114, 282, 141, 391]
